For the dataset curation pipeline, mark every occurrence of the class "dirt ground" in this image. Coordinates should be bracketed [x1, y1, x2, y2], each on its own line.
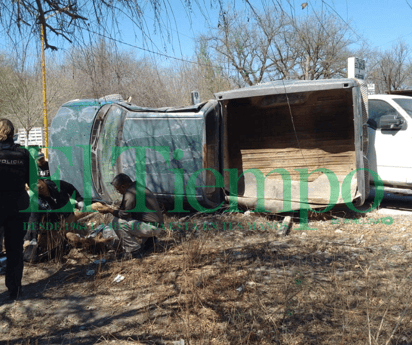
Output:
[1, 196, 412, 345]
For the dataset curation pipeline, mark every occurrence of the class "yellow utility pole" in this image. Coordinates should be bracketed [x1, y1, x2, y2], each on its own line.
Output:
[40, 23, 49, 159]
[40, 8, 70, 159]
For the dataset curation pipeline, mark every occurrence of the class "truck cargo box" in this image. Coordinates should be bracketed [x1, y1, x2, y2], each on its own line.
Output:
[215, 78, 369, 212]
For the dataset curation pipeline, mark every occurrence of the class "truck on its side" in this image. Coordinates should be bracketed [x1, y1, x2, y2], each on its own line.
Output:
[49, 79, 370, 213]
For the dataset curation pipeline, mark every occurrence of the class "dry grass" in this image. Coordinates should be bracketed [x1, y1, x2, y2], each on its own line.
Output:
[1, 208, 412, 344]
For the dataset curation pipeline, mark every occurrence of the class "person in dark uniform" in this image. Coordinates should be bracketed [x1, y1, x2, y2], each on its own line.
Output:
[0, 119, 31, 300]
[37, 153, 50, 177]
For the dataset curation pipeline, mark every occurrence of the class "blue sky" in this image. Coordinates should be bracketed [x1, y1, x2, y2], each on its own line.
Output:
[2, 0, 412, 67]
[115, 0, 412, 65]
[318, 0, 412, 49]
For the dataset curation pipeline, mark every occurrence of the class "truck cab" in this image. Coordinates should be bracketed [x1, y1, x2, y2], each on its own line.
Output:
[367, 94, 412, 190]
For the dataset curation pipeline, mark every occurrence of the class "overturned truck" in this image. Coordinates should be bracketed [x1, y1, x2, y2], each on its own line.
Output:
[49, 79, 369, 216]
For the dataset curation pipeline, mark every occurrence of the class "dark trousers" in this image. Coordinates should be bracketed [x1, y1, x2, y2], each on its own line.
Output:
[0, 191, 30, 293]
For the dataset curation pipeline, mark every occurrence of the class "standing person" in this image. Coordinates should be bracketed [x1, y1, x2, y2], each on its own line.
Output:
[37, 153, 50, 177]
[0, 119, 31, 300]
[92, 173, 164, 258]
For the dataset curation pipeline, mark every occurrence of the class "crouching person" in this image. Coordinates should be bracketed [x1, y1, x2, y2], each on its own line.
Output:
[24, 179, 88, 261]
[92, 173, 164, 258]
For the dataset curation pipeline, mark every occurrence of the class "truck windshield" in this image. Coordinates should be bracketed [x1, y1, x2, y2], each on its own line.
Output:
[393, 98, 412, 117]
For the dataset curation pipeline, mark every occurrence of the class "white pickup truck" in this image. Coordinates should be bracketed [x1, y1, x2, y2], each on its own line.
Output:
[367, 94, 412, 193]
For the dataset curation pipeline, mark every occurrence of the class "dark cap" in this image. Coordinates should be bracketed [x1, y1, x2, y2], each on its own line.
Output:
[38, 153, 45, 160]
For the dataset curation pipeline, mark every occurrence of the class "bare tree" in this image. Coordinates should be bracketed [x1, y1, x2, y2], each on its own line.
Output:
[63, 39, 181, 107]
[0, 45, 61, 144]
[202, 7, 285, 86]
[202, 7, 359, 85]
[194, 37, 233, 97]
[164, 57, 233, 106]
[291, 12, 356, 80]
[66, 39, 133, 99]
[0, 0, 226, 51]
[368, 41, 411, 93]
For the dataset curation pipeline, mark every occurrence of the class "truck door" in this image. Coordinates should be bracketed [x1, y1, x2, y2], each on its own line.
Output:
[368, 99, 411, 185]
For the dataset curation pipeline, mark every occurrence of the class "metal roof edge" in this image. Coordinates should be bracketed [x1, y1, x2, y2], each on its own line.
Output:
[61, 99, 217, 113]
[214, 78, 358, 101]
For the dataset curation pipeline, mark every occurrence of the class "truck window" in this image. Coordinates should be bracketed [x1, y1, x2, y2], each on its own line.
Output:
[368, 100, 399, 121]
[393, 98, 412, 117]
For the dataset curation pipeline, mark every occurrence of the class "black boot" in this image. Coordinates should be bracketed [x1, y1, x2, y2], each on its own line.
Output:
[9, 286, 22, 300]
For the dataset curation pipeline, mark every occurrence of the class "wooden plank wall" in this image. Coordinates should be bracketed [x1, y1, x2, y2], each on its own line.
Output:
[226, 89, 356, 183]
